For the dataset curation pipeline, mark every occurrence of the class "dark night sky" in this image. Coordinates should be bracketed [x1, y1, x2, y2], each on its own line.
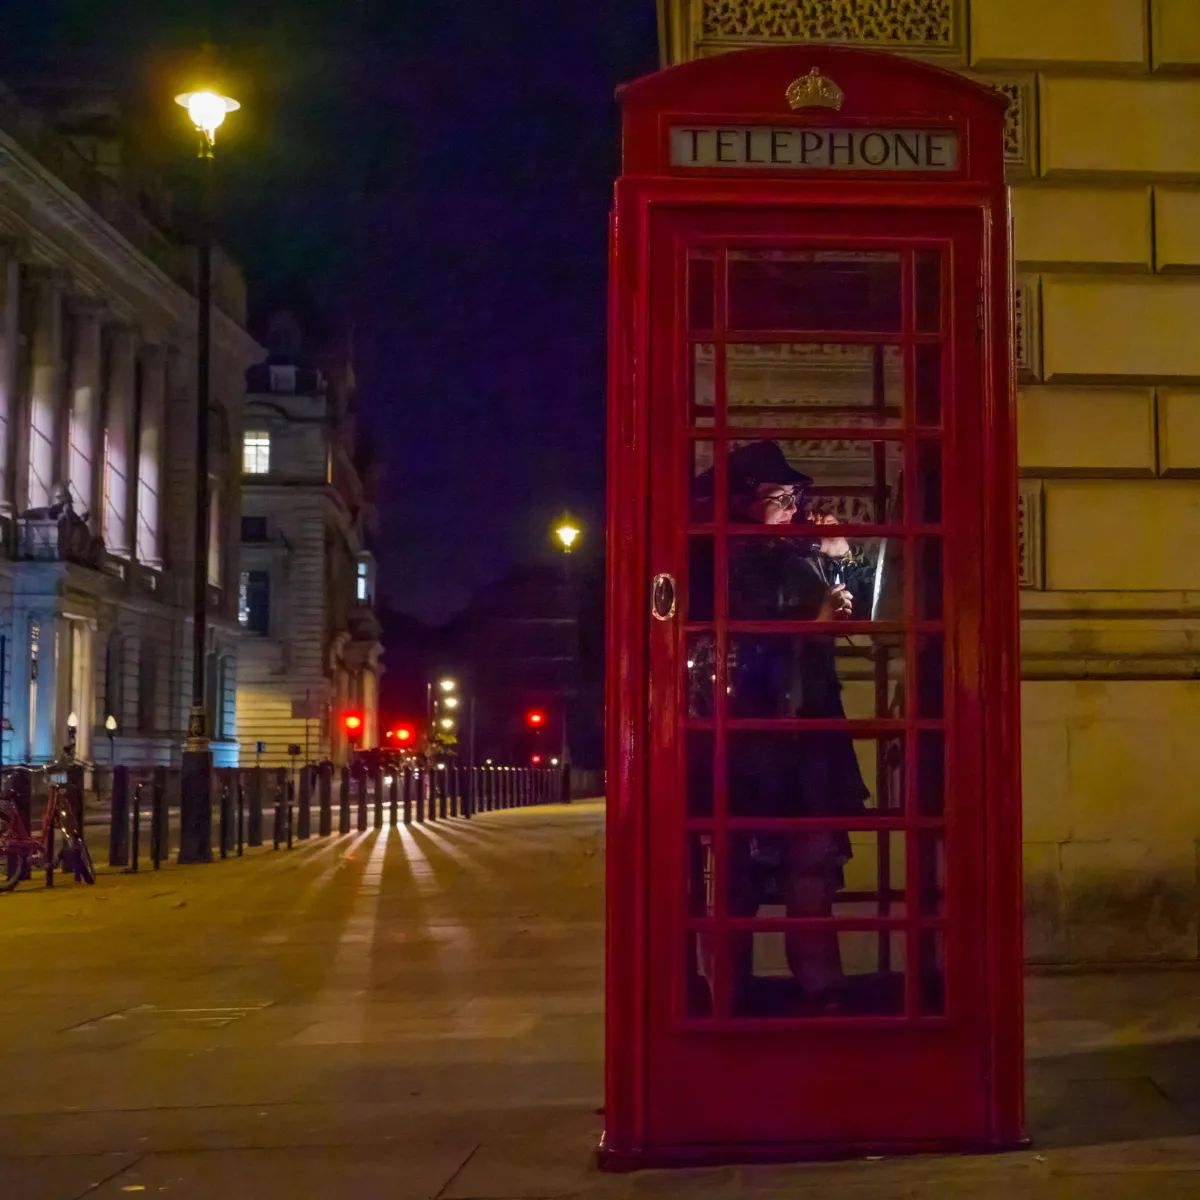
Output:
[0, 1, 660, 620]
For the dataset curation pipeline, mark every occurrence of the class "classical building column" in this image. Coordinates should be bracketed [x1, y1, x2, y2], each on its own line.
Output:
[32, 613, 61, 762]
[26, 270, 65, 511]
[102, 323, 136, 557]
[136, 344, 166, 567]
[64, 299, 103, 528]
[0, 243, 21, 515]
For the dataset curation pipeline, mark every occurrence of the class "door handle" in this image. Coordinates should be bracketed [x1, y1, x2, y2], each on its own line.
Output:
[651, 573, 676, 621]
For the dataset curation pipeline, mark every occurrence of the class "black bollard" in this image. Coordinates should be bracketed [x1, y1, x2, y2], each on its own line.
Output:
[45, 790, 55, 887]
[298, 767, 313, 839]
[355, 764, 368, 832]
[109, 765, 131, 867]
[373, 765, 384, 829]
[129, 782, 142, 872]
[403, 768, 413, 824]
[248, 767, 264, 847]
[237, 781, 245, 856]
[318, 764, 333, 837]
[286, 781, 294, 849]
[219, 782, 230, 860]
[339, 766, 351, 834]
[150, 769, 166, 870]
[389, 771, 399, 827]
[438, 768, 448, 820]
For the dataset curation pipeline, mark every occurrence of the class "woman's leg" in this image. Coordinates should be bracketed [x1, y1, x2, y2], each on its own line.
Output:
[784, 831, 844, 997]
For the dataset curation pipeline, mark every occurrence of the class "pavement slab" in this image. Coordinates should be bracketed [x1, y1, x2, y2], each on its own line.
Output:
[0, 801, 1198, 1198]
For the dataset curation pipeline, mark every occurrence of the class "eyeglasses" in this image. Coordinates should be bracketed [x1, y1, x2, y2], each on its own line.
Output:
[763, 489, 799, 510]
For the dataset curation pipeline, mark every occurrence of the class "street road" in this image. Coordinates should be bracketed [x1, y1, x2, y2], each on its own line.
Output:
[0, 801, 1198, 1197]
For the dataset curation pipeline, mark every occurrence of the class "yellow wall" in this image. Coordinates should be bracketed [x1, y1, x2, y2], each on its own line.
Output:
[659, 0, 1200, 962]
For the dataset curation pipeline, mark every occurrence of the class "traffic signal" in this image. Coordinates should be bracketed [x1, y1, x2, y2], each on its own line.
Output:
[526, 708, 546, 728]
[342, 712, 364, 743]
[531, 754, 543, 765]
[394, 724, 415, 745]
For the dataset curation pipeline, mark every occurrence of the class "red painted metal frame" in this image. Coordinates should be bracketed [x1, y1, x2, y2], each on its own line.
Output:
[604, 45, 1021, 1169]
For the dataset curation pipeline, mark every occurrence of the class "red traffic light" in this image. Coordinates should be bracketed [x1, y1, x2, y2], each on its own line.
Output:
[531, 754, 543, 765]
[526, 709, 546, 728]
[342, 712, 364, 742]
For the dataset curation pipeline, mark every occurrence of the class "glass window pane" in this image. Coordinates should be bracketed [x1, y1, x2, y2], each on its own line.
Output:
[727, 633, 906, 720]
[729, 929, 905, 1017]
[728, 250, 902, 333]
[916, 439, 942, 525]
[917, 635, 944, 719]
[690, 440, 715, 522]
[687, 729, 714, 817]
[919, 929, 946, 1016]
[692, 343, 715, 427]
[687, 831, 717, 917]
[918, 730, 945, 817]
[728, 536, 903, 624]
[918, 829, 946, 916]
[914, 251, 941, 334]
[916, 537, 943, 622]
[726, 343, 903, 429]
[686, 633, 716, 720]
[726, 733, 904, 817]
[687, 535, 714, 621]
[688, 254, 715, 333]
[915, 342, 942, 426]
[686, 932, 715, 1018]
[725, 438, 903, 528]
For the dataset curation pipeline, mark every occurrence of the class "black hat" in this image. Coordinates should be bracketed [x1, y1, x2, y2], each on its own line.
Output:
[727, 441, 812, 496]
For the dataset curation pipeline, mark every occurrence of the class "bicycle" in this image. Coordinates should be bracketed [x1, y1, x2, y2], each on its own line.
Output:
[0, 764, 96, 892]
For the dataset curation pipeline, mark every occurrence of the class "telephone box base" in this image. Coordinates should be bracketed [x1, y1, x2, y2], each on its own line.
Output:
[596, 1133, 1031, 1173]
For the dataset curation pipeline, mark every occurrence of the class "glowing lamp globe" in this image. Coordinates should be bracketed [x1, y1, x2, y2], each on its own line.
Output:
[175, 89, 240, 140]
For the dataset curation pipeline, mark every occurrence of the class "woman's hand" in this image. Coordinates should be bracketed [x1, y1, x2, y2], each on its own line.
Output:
[811, 511, 852, 561]
[817, 583, 853, 622]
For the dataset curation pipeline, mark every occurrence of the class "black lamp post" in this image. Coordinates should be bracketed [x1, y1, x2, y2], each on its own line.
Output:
[175, 76, 240, 863]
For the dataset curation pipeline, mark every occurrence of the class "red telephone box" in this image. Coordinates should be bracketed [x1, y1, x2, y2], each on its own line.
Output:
[604, 46, 1023, 1166]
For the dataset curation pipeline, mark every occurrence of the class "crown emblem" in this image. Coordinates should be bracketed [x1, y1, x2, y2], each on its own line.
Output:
[786, 67, 844, 112]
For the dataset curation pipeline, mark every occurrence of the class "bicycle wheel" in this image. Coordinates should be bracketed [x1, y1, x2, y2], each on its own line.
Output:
[0, 803, 22, 893]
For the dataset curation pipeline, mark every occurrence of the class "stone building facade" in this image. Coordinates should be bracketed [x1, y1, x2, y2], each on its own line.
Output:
[656, 0, 1200, 963]
[0, 82, 259, 769]
[235, 315, 382, 769]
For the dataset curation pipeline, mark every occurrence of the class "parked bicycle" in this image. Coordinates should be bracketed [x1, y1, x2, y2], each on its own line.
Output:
[0, 763, 95, 892]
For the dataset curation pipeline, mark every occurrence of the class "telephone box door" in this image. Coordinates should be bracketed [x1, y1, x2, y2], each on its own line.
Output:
[644, 203, 991, 1149]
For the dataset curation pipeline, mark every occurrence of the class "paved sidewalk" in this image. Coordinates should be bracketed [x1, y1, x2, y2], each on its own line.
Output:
[0, 801, 1197, 1198]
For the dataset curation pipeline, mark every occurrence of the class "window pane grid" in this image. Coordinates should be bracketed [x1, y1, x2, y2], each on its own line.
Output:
[243, 431, 270, 475]
[680, 244, 950, 1024]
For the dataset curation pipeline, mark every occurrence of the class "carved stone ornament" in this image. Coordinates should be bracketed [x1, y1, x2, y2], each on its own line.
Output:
[786, 67, 844, 111]
[1016, 481, 1044, 590]
[701, 0, 956, 50]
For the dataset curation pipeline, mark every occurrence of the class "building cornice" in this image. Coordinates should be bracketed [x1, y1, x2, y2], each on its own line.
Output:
[0, 127, 261, 366]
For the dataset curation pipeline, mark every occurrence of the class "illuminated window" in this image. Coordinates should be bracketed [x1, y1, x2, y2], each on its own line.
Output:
[242, 431, 270, 475]
[356, 560, 370, 602]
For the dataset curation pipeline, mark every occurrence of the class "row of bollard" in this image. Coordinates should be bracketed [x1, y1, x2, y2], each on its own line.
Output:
[105, 762, 570, 869]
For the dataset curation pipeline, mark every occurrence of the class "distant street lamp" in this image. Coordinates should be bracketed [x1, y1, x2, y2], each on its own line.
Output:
[175, 52, 241, 864]
[554, 516, 581, 554]
[105, 714, 117, 766]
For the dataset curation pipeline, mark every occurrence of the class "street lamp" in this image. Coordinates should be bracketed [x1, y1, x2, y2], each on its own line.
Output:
[65, 711, 78, 759]
[105, 714, 117, 766]
[174, 56, 240, 863]
[554, 516, 581, 554]
[439, 677, 457, 694]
